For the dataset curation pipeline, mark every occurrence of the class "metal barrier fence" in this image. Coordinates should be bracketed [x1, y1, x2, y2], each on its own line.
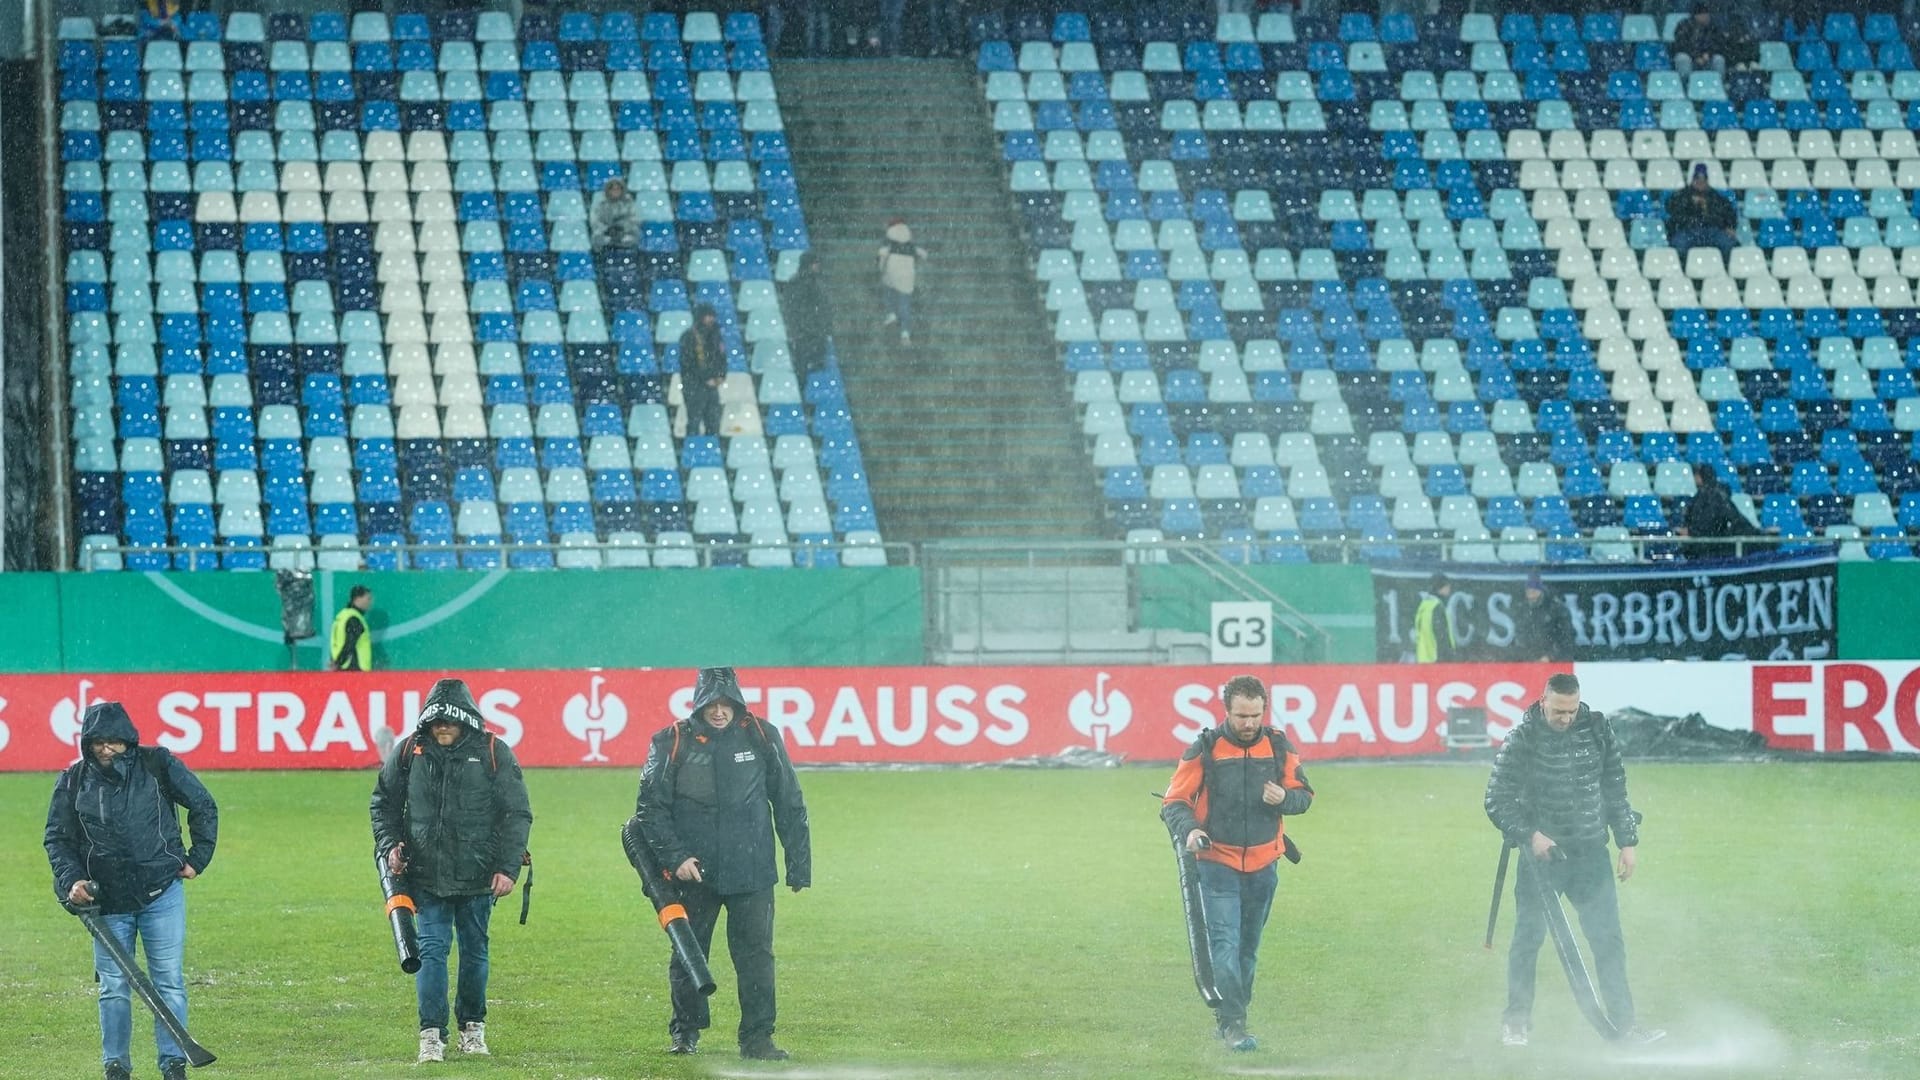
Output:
[78, 537, 918, 571]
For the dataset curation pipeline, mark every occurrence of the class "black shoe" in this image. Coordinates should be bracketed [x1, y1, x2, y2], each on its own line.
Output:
[740, 1039, 790, 1060]
[668, 1034, 699, 1055]
[161, 1061, 188, 1080]
[1618, 1025, 1668, 1045]
[104, 1065, 131, 1080]
[1217, 1022, 1257, 1052]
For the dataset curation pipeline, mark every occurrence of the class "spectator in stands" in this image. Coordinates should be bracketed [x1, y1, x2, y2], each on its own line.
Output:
[590, 179, 640, 252]
[1412, 573, 1457, 663]
[877, 218, 928, 346]
[782, 253, 832, 382]
[1680, 464, 1763, 560]
[1670, 4, 1728, 78]
[680, 306, 727, 438]
[769, 0, 836, 58]
[1513, 572, 1575, 663]
[925, 0, 967, 57]
[1665, 164, 1738, 262]
[329, 585, 375, 672]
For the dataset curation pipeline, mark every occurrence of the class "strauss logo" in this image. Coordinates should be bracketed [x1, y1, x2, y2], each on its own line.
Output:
[1067, 672, 1131, 752]
[48, 679, 94, 750]
[562, 674, 627, 762]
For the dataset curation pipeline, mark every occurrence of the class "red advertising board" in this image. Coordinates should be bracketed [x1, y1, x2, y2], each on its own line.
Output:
[0, 664, 1557, 771]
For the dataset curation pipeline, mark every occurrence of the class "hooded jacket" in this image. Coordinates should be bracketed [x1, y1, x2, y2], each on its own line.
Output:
[1484, 700, 1640, 854]
[877, 222, 925, 294]
[370, 679, 534, 898]
[634, 668, 812, 895]
[678, 307, 727, 385]
[44, 702, 218, 914]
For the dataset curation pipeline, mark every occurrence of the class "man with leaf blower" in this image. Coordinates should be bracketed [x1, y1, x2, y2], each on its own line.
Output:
[1484, 672, 1663, 1049]
[370, 678, 534, 1064]
[44, 701, 218, 1080]
[1160, 675, 1313, 1053]
[632, 667, 811, 1061]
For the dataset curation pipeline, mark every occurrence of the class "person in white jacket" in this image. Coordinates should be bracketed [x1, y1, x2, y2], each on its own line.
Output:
[876, 218, 927, 345]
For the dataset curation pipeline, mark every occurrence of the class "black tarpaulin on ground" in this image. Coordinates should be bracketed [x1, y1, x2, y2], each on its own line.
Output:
[1605, 708, 1772, 760]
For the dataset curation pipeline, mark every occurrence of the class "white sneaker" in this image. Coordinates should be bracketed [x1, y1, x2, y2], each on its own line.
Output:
[881, 313, 897, 327]
[457, 1022, 489, 1056]
[417, 1029, 445, 1063]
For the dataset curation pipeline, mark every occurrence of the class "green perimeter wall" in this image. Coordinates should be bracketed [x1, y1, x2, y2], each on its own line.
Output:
[0, 569, 924, 673]
[0, 562, 1910, 672]
[1834, 562, 1920, 660]
[1134, 564, 1377, 663]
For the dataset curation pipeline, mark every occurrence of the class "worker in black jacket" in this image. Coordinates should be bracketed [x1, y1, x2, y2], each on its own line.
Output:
[633, 667, 811, 1061]
[1484, 673, 1662, 1049]
[44, 701, 217, 1080]
[371, 679, 534, 1064]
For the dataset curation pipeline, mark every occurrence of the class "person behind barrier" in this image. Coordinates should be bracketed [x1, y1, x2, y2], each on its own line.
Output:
[370, 679, 534, 1064]
[1512, 571, 1575, 663]
[632, 667, 812, 1060]
[1412, 572, 1457, 663]
[329, 585, 374, 672]
[1159, 675, 1314, 1053]
[1484, 673, 1664, 1049]
[44, 702, 218, 1080]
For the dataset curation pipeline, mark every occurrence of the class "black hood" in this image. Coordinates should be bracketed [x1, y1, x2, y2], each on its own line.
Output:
[80, 701, 140, 749]
[414, 678, 485, 735]
[690, 667, 746, 717]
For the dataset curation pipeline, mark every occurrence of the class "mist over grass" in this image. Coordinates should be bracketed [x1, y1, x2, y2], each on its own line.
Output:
[1, 763, 1913, 1078]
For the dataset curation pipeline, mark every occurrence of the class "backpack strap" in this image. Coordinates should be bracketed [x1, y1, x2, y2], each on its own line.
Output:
[139, 746, 178, 804]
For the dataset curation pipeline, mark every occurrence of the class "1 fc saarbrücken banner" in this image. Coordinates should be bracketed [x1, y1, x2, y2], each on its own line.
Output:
[1374, 552, 1839, 663]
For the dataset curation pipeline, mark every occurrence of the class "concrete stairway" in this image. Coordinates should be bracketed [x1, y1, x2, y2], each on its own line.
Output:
[777, 59, 1106, 542]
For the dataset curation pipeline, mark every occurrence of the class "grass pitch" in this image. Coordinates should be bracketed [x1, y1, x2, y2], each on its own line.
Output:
[1, 762, 1914, 1079]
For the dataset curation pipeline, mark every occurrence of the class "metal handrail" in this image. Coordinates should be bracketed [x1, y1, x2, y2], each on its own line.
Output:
[78, 538, 917, 572]
[1168, 543, 1331, 659]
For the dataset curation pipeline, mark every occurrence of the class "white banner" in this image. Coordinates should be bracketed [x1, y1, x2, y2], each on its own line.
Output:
[1574, 661, 1920, 754]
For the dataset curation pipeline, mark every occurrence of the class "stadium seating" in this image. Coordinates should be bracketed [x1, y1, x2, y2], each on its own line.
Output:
[989, 8, 1920, 562]
[60, 9, 875, 570]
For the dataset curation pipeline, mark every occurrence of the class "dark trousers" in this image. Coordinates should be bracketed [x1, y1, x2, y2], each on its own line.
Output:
[668, 885, 777, 1047]
[1196, 859, 1278, 1030]
[682, 381, 722, 437]
[1506, 847, 1634, 1029]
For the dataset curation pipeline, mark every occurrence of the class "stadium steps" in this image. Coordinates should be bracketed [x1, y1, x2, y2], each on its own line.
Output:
[777, 59, 1105, 542]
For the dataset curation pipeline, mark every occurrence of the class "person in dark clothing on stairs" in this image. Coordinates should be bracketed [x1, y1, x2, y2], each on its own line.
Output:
[1485, 673, 1664, 1050]
[633, 667, 812, 1061]
[678, 306, 727, 438]
[781, 252, 832, 382]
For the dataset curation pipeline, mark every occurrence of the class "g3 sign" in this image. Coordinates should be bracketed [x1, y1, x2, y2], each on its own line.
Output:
[1210, 602, 1273, 664]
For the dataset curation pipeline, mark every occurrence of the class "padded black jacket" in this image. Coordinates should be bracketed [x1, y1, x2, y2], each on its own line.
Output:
[1485, 701, 1640, 854]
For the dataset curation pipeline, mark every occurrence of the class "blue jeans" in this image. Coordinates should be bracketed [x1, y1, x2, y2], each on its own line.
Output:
[1196, 860, 1278, 1029]
[93, 880, 189, 1073]
[882, 287, 913, 336]
[415, 892, 494, 1035]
